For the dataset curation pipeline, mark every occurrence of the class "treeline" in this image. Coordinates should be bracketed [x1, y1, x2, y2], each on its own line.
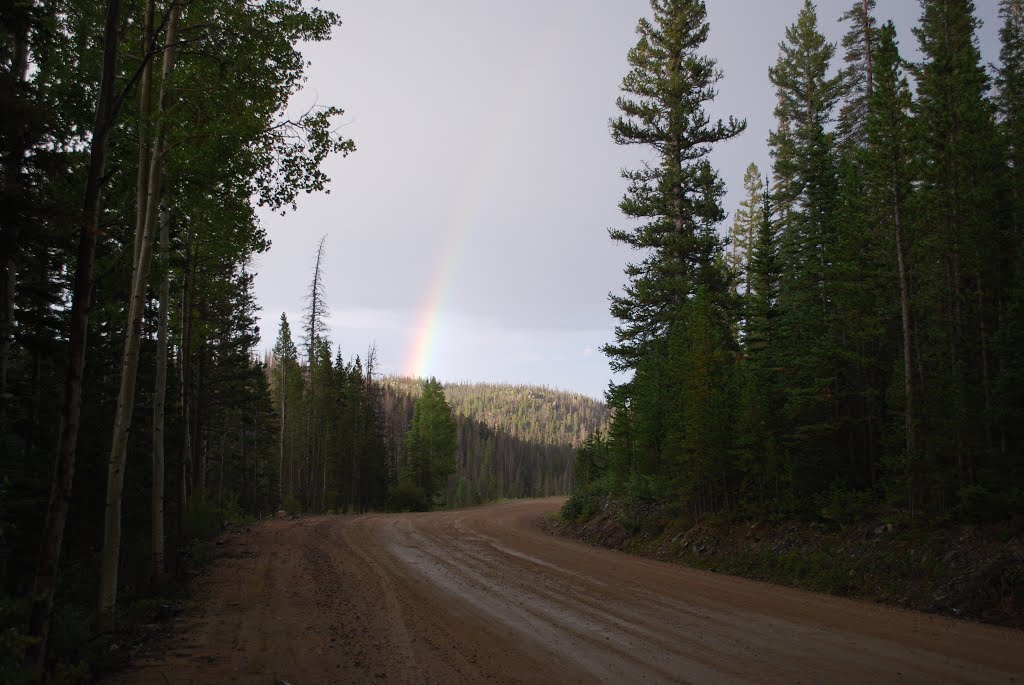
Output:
[380, 379, 599, 505]
[268, 308, 389, 516]
[0, 0, 350, 676]
[576, 0, 1024, 525]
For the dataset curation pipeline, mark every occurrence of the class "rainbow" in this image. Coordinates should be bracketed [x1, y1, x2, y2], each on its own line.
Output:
[403, 60, 545, 379]
[403, 161, 491, 378]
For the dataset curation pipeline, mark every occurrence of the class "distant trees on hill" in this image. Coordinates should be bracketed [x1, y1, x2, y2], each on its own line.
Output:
[379, 378, 608, 505]
[383, 377, 609, 446]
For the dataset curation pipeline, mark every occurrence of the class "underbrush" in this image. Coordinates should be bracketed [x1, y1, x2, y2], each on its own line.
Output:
[387, 481, 429, 512]
[4, 493, 251, 682]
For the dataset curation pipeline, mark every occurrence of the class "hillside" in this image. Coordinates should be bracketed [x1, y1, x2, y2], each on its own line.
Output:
[382, 377, 609, 447]
[378, 378, 609, 503]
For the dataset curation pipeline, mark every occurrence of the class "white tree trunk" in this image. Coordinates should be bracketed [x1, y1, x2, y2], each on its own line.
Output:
[151, 205, 170, 584]
[98, 2, 181, 631]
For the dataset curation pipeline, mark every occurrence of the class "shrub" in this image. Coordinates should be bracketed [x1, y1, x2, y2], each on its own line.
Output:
[282, 492, 302, 515]
[957, 485, 1022, 523]
[182, 497, 219, 542]
[0, 598, 36, 684]
[220, 491, 251, 525]
[561, 476, 611, 522]
[388, 481, 428, 512]
[817, 485, 876, 527]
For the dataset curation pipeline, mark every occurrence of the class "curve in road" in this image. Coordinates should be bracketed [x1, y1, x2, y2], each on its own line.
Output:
[112, 498, 1024, 684]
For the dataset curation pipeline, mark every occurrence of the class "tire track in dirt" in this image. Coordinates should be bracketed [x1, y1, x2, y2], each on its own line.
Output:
[110, 499, 1024, 684]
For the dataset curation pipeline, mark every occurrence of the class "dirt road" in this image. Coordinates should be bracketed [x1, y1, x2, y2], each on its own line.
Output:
[112, 498, 1023, 684]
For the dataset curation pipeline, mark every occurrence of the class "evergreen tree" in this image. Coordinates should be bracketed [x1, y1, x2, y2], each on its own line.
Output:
[403, 378, 457, 504]
[602, 0, 744, 507]
[837, 0, 878, 149]
[994, 0, 1024, 484]
[727, 163, 763, 295]
[768, 0, 844, 502]
[862, 22, 917, 506]
[1000, 0, 1024, 219]
[271, 313, 300, 502]
[737, 179, 784, 510]
[911, 0, 1000, 505]
[604, 0, 744, 370]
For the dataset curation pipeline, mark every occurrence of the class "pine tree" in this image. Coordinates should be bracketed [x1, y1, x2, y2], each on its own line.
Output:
[602, 0, 744, 506]
[863, 21, 917, 506]
[912, 0, 999, 505]
[993, 0, 1024, 481]
[604, 0, 745, 370]
[737, 180, 783, 509]
[837, 0, 878, 149]
[828, 0, 891, 494]
[768, 0, 844, 501]
[271, 313, 300, 503]
[727, 163, 763, 295]
[403, 378, 457, 503]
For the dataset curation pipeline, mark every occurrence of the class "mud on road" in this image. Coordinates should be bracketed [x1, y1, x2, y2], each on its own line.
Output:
[111, 498, 1023, 684]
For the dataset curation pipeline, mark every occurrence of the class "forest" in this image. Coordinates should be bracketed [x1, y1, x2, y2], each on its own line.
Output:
[0, 0, 358, 677]
[3, 0, 1022, 679]
[570, 0, 1024, 529]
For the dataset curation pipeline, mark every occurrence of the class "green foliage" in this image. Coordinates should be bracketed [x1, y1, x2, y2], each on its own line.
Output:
[727, 163, 764, 292]
[380, 377, 586, 504]
[388, 481, 428, 512]
[403, 378, 458, 503]
[561, 476, 611, 523]
[220, 492, 251, 525]
[956, 485, 1023, 523]
[0, 0, 358, 671]
[182, 497, 220, 543]
[836, 0, 879, 148]
[282, 493, 302, 515]
[49, 660, 91, 685]
[385, 377, 608, 449]
[0, 598, 38, 684]
[817, 486, 877, 527]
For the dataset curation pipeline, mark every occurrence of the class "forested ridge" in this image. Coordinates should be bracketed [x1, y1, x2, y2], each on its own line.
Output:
[383, 377, 609, 447]
[569, 0, 1024, 534]
[380, 378, 607, 506]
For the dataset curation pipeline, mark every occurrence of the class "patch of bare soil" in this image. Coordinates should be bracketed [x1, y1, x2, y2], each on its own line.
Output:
[109, 499, 1024, 684]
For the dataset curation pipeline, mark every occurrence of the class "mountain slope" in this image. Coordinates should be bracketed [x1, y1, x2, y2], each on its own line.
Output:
[378, 378, 608, 503]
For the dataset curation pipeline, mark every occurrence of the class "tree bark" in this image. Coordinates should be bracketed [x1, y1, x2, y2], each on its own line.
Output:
[279, 360, 285, 504]
[28, 0, 123, 666]
[893, 170, 916, 512]
[98, 2, 182, 632]
[180, 228, 193, 524]
[133, 0, 156, 270]
[151, 206, 170, 585]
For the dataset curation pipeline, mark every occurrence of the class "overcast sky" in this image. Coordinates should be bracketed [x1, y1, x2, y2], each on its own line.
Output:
[252, 0, 1003, 400]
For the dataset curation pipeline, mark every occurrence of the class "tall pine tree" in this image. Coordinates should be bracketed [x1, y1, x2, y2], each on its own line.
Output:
[768, 0, 844, 502]
[603, 0, 744, 512]
[912, 0, 999, 506]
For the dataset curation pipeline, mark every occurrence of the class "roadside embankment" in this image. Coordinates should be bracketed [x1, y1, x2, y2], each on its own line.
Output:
[547, 497, 1024, 628]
